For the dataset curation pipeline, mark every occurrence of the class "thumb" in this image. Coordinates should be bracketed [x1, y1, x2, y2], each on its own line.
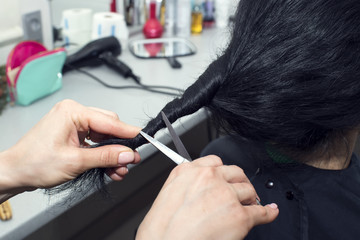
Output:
[76, 146, 136, 170]
[250, 203, 279, 227]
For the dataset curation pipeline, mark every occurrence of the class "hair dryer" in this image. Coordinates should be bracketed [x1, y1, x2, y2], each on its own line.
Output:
[62, 37, 140, 83]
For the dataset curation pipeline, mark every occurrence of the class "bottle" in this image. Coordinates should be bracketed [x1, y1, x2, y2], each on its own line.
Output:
[110, 0, 116, 12]
[133, 0, 142, 26]
[160, 0, 166, 26]
[203, 0, 215, 28]
[214, 0, 230, 28]
[176, 0, 191, 37]
[143, 0, 163, 38]
[126, 0, 135, 25]
[191, 0, 203, 34]
[164, 0, 176, 36]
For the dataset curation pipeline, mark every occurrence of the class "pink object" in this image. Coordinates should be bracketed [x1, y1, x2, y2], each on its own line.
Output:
[143, 1, 163, 38]
[110, 0, 116, 12]
[6, 41, 46, 73]
[144, 43, 163, 57]
[6, 41, 65, 101]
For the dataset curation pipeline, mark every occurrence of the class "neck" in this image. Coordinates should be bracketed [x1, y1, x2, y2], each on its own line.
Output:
[306, 154, 351, 170]
[267, 129, 359, 170]
[305, 130, 358, 170]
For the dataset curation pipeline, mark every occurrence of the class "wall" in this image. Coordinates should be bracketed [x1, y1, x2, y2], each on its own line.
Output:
[0, 0, 111, 65]
[0, 0, 22, 65]
[0, 0, 22, 39]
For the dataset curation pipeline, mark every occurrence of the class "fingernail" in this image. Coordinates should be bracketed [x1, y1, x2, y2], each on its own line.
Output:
[267, 203, 278, 209]
[118, 152, 135, 165]
[119, 166, 129, 175]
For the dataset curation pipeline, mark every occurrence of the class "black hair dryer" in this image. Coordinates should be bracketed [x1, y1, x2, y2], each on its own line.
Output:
[62, 37, 140, 83]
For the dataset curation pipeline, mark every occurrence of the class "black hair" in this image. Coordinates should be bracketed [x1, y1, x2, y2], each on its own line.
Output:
[48, 0, 360, 195]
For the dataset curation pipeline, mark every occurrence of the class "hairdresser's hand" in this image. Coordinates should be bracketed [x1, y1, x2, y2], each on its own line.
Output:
[0, 99, 140, 197]
[136, 155, 279, 240]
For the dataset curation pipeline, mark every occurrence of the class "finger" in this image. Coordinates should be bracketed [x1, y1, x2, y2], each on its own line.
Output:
[218, 165, 251, 184]
[244, 204, 279, 227]
[113, 166, 129, 175]
[88, 107, 120, 120]
[76, 146, 136, 170]
[191, 155, 224, 167]
[83, 107, 132, 142]
[231, 182, 258, 205]
[90, 114, 140, 138]
[105, 168, 125, 181]
[78, 109, 141, 139]
[219, 165, 261, 203]
[133, 151, 141, 164]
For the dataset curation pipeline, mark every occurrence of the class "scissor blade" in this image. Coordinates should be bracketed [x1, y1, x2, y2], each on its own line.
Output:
[140, 131, 189, 165]
[161, 111, 192, 160]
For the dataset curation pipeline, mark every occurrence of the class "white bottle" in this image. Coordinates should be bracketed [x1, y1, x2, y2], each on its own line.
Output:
[165, 0, 176, 36]
[175, 0, 191, 37]
[214, 0, 231, 28]
[116, 0, 125, 16]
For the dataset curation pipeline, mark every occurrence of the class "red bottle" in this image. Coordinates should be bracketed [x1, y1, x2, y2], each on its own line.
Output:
[143, 1, 163, 38]
[110, 0, 116, 12]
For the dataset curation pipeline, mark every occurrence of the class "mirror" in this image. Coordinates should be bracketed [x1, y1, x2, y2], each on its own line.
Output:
[129, 38, 197, 59]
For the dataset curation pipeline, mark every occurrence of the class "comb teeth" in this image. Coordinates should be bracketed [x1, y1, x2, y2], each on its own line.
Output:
[0, 200, 12, 221]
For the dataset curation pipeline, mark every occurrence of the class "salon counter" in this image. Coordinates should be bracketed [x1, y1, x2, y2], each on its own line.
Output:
[0, 28, 229, 240]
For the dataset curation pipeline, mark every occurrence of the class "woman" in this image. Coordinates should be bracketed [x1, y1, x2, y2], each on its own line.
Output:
[52, 0, 360, 238]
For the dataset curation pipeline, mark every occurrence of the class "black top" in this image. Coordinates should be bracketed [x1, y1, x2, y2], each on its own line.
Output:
[201, 136, 360, 240]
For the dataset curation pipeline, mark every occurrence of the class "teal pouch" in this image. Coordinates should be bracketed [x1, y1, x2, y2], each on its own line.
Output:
[6, 41, 66, 106]
[15, 51, 66, 106]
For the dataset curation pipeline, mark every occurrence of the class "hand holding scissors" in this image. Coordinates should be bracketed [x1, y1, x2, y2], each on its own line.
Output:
[140, 111, 261, 205]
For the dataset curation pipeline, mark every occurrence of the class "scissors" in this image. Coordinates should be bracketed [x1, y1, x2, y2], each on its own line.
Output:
[140, 112, 261, 205]
[140, 111, 191, 165]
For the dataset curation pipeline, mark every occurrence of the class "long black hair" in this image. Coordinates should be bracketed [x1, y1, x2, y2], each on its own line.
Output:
[49, 0, 360, 195]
